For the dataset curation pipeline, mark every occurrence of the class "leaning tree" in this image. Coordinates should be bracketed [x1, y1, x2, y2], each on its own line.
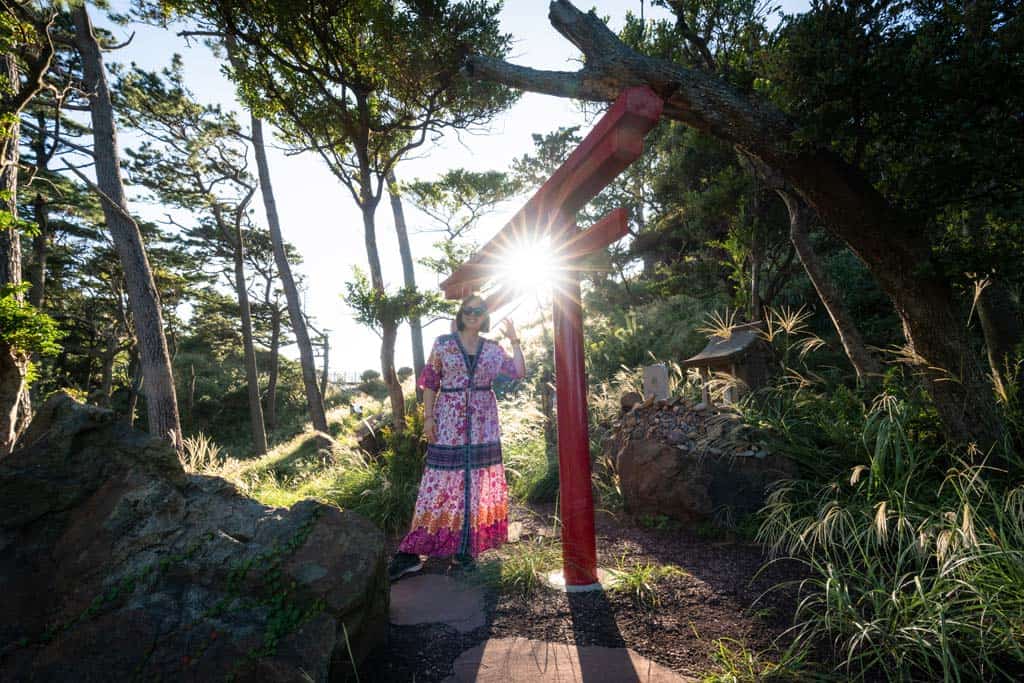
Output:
[463, 0, 1015, 448]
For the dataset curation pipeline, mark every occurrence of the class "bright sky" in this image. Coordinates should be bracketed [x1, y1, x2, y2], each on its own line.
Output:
[98, 1, 808, 379]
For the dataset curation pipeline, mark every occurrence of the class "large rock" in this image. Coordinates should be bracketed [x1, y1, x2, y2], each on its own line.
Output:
[0, 392, 387, 681]
[610, 396, 794, 524]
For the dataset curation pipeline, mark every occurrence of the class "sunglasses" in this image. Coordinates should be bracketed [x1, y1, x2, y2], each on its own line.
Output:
[461, 305, 487, 316]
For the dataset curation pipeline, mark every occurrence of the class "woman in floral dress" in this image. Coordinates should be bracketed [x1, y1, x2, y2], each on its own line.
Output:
[388, 293, 526, 580]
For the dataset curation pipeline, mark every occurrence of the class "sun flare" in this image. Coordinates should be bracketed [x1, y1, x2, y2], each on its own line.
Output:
[496, 236, 562, 300]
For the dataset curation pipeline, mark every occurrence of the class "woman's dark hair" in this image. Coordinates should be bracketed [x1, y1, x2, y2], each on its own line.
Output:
[455, 293, 490, 333]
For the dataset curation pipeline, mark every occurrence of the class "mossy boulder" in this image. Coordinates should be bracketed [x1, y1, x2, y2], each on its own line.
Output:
[0, 392, 387, 681]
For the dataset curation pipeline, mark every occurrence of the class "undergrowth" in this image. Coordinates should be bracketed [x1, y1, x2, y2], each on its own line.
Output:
[746, 378, 1024, 681]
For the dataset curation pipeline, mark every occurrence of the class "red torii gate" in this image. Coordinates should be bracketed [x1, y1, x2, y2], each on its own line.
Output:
[441, 87, 663, 588]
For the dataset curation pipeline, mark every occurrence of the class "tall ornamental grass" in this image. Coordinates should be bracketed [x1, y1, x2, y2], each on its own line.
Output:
[752, 390, 1024, 681]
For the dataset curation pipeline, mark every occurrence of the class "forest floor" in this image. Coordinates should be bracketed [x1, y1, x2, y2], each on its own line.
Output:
[359, 499, 803, 682]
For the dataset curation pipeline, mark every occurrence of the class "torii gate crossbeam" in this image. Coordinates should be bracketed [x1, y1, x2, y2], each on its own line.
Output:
[441, 87, 663, 587]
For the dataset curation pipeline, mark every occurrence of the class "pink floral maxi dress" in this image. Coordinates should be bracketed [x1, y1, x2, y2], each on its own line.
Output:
[398, 333, 524, 558]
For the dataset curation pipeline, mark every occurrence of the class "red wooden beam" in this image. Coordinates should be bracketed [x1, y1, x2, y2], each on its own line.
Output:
[558, 208, 629, 261]
[440, 87, 662, 299]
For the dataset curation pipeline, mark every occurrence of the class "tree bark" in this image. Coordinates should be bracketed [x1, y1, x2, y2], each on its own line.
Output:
[319, 332, 329, 402]
[465, 0, 1001, 447]
[187, 362, 196, 429]
[225, 207, 268, 455]
[127, 345, 141, 428]
[354, 121, 404, 431]
[386, 169, 426, 403]
[976, 277, 1024, 396]
[781, 191, 883, 383]
[72, 5, 182, 451]
[1, 52, 29, 456]
[266, 306, 280, 431]
[381, 318, 405, 433]
[99, 333, 117, 407]
[29, 192, 47, 308]
[250, 115, 328, 433]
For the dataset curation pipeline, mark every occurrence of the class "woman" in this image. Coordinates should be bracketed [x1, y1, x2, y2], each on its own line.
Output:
[388, 293, 526, 580]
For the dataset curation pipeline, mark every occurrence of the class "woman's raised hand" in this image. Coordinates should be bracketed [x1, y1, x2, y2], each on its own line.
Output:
[501, 318, 518, 344]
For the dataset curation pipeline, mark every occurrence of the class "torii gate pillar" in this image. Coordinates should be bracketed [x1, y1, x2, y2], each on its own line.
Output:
[440, 87, 664, 588]
[552, 269, 598, 585]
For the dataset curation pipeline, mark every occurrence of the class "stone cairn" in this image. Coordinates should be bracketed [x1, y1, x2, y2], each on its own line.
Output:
[604, 392, 791, 525]
[613, 392, 772, 459]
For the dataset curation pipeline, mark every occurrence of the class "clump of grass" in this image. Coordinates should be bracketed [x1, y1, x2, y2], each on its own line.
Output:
[592, 451, 624, 513]
[701, 637, 811, 682]
[474, 537, 563, 596]
[605, 553, 687, 608]
[205, 408, 426, 536]
[753, 392, 1024, 681]
[180, 432, 224, 473]
[637, 513, 681, 531]
[499, 390, 559, 503]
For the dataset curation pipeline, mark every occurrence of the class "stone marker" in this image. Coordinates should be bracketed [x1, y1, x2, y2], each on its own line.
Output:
[642, 363, 669, 401]
[443, 637, 696, 682]
[389, 574, 485, 633]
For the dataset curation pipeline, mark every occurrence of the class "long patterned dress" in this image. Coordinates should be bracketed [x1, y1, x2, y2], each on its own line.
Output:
[397, 333, 524, 559]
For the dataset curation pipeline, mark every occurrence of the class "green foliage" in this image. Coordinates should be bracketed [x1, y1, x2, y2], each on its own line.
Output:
[701, 637, 812, 683]
[324, 410, 427, 535]
[169, 0, 516, 206]
[606, 553, 687, 608]
[764, 0, 1024, 295]
[497, 388, 557, 503]
[343, 266, 452, 332]
[0, 284, 63, 384]
[0, 283, 63, 357]
[404, 167, 520, 275]
[751, 386, 1024, 680]
[585, 292, 720, 382]
[179, 432, 224, 473]
[472, 536, 563, 597]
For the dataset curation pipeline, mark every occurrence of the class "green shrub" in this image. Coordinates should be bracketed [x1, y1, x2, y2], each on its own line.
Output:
[325, 411, 427, 535]
[754, 393, 1024, 681]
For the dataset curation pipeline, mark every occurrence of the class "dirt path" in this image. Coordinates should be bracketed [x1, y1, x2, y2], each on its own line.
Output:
[358, 501, 798, 681]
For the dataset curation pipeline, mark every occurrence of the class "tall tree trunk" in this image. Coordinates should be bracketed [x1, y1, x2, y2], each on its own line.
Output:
[226, 209, 268, 455]
[319, 332, 329, 402]
[386, 169, 425, 402]
[99, 333, 117, 407]
[381, 318, 405, 433]
[127, 345, 141, 428]
[29, 192, 47, 308]
[1, 53, 28, 455]
[976, 277, 1024, 396]
[361, 199, 405, 432]
[781, 191, 882, 383]
[748, 189, 766, 321]
[265, 306, 280, 431]
[250, 115, 328, 433]
[355, 123, 404, 431]
[28, 109, 49, 308]
[72, 6, 182, 450]
[187, 363, 196, 430]
[464, 0, 1001, 447]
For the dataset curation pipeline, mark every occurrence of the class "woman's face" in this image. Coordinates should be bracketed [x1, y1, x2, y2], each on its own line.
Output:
[461, 297, 487, 332]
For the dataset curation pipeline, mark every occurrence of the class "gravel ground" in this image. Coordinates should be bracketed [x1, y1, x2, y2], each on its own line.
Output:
[356, 500, 802, 682]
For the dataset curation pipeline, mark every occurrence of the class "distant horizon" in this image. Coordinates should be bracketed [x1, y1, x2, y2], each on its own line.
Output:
[94, 0, 809, 377]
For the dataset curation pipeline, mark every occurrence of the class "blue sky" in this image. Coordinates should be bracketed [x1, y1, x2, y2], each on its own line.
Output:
[97, 1, 809, 378]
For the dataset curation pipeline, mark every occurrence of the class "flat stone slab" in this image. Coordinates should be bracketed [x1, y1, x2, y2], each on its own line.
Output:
[443, 637, 697, 682]
[389, 574, 485, 633]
